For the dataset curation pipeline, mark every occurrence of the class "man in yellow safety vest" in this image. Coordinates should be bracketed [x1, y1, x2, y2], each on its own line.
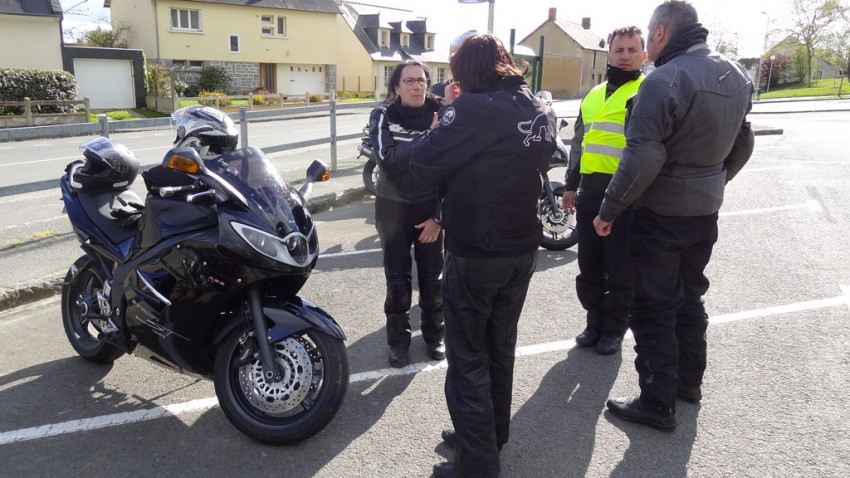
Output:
[563, 26, 647, 355]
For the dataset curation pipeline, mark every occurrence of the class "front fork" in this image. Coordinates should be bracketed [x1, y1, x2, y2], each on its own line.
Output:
[246, 285, 284, 382]
[541, 173, 565, 222]
[75, 279, 120, 334]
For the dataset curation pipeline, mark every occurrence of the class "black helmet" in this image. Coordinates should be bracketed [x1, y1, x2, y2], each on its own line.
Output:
[171, 105, 239, 159]
[70, 137, 140, 192]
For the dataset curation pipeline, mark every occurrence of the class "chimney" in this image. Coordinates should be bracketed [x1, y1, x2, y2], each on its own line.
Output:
[548, 8, 556, 22]
[582, 17, 591, 29]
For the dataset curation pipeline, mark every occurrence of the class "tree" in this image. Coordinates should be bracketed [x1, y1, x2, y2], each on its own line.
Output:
[789, 0, 844, 86]
[760, 53, 793, 88]
[706, 23, 739, 59]
[74, 22, 132, 48]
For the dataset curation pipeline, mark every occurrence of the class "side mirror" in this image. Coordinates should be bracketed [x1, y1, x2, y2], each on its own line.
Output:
[299, 160, 329, 201]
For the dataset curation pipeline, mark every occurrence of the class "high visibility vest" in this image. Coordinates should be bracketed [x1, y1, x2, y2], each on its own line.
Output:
[580, 76, 644, 174]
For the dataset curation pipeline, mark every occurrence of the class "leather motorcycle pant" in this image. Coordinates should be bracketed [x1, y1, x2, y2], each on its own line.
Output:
[627, 209, 717, 410]
[575, 190, 632, 335]
[442, 251, 537, 478]
[376, 219, 444, 348]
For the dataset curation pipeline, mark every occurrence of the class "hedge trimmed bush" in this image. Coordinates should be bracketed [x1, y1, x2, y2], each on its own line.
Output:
[0, 68, 78, 114]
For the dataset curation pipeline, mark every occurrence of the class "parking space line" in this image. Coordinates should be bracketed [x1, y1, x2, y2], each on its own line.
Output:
[720, 200, 821, 217]
[2, 287, 847, 446]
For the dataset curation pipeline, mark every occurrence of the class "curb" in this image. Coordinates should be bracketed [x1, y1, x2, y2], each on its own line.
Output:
[0, 184, 370, 313]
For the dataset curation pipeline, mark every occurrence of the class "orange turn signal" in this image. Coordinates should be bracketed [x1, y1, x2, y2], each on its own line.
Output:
[167, 155, 200, 173]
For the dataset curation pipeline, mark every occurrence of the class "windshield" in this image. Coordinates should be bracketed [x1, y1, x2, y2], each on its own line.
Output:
[204, 147, 309, 236]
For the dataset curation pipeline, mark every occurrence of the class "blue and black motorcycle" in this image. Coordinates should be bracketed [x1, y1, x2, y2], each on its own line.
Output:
[59, 135, 348, 445]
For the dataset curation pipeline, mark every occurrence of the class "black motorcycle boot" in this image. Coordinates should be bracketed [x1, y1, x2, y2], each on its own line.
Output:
[388, 346, 408, 368]
[606, 396, 676, 431]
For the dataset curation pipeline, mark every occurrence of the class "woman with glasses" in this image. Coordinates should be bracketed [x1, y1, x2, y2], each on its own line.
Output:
[367, 59, 445, 369]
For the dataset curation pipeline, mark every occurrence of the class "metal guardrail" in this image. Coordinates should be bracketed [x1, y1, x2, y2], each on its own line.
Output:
[0, 100, 381, 171]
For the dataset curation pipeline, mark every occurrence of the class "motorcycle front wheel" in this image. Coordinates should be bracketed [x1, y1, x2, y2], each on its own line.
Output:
[539, 185, 578, 250]
[362, 159, 379, 196]
[61, 256, 126, 364]
[214, 326, 349, 445]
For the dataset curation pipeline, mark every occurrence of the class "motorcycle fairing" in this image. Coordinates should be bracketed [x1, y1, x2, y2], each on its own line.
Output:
[263, 297, 346, 343]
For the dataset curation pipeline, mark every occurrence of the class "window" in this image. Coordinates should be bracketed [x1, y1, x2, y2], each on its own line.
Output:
[436, 67, 445, 83]
[229, 34, 240, 53]
[384, 65, 393, 86]
[170, 8, 201, 31]
[401, 34, 409, 48]
[425, 34, 434, 50]
[261, 15, 285, 37]
[380, 30, 389, 48]
[174, 59, 203, 69]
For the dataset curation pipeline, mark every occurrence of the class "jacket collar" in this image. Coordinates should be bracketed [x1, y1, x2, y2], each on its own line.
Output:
[654, 23, 709, 67]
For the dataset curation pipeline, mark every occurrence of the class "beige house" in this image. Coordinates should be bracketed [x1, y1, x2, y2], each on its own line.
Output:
[518, 8, 608, 99]
[106, 0, 341, 95]
[335, 1, 448, 98]
[0, 0, 64, 70]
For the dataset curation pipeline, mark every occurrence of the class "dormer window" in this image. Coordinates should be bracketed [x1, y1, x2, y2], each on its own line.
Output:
[425, 34, 434, 51]
[401, 33, 410, 48]
[380, 29, 389, 48]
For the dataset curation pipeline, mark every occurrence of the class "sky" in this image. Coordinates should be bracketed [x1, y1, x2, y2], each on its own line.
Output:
[60, 0, 792, 59]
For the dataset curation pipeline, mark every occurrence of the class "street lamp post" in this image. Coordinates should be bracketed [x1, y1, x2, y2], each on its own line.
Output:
[458, 0, 495, 34]
[766, 55, 776, 92]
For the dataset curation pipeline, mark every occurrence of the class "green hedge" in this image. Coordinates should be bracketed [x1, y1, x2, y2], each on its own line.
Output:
[0, 68, 78, 114]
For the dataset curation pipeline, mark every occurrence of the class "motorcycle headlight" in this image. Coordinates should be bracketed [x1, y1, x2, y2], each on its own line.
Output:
[230, 222, 316, 267]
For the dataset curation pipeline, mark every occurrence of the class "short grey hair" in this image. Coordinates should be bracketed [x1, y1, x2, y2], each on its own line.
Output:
[650, 0, 699, 37]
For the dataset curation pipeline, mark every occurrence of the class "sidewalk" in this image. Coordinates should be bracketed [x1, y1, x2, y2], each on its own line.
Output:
[0, 121, 787, 312]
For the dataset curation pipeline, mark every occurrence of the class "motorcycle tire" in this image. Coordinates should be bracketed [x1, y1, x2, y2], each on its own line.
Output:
[539, 184, 578, 251]
[214, 326, 349, 445]
[61, 256, 126, 364]
[362, 159, 379, 196]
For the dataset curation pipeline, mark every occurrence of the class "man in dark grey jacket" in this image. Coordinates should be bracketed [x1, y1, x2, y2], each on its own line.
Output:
[593, 0, 754, 431]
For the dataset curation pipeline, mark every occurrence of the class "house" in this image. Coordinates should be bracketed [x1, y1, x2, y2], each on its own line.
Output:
[335, 1, 448, 98]
[518, 8, 607, 99]
[0, 0, 64, 70]
[106, 0, 342, 96]
[769, 35, 846, 83]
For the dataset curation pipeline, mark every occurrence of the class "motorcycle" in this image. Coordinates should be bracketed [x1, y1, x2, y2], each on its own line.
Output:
[60, 136, 349, 445]
[539, 118, 578, 250]
[356, 127, 379, 196]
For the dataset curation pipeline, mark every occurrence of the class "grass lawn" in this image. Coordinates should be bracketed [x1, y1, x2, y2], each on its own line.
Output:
[759, 78, 849, 100]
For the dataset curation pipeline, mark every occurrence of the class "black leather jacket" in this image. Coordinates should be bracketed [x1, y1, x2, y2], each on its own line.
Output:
[368, 97, 442, 207]
[410, 76, 557, 257]
[600, 24, 755, 221]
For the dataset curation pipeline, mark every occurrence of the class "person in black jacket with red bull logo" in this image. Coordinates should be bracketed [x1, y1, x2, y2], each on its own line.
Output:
[410, 33, 557, 478]
[368, 60, 445, 369]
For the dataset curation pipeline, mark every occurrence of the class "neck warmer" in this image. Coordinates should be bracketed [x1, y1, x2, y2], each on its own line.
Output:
[606, 65, 642, 97]
[654, 23, 709, 67]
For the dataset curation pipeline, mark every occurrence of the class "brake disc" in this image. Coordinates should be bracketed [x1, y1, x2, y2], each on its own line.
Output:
[237, 336, 314, 414]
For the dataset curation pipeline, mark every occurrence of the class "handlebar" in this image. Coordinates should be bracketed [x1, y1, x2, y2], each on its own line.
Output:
[157, 184, 196, 197]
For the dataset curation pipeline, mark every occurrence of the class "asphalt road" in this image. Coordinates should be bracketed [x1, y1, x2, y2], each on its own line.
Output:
[1, 104, 849, 476]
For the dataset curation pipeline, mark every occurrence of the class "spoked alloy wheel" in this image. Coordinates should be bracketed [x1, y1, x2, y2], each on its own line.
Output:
[214, 327, 349, 445]
[539, 188, 578, 250]
[60, 258, 125, 363]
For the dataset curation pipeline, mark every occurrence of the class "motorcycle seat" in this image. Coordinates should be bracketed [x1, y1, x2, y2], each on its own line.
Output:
[79, 189, 145, 245]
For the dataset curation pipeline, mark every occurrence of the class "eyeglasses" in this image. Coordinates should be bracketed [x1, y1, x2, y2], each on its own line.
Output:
[401, 77, 428, 86]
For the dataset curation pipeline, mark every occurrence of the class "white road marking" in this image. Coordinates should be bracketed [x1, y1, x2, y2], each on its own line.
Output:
[720, 200, 821, 217]
[1, 287, 848, 445]
[0, 215, 66, 231]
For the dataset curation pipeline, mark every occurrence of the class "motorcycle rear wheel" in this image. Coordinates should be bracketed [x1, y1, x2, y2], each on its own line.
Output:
[61, 257, 126, 364]
[540, 185, 578, 250]
[362, 159, 379, 196]
[214, 326, 349, 445]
